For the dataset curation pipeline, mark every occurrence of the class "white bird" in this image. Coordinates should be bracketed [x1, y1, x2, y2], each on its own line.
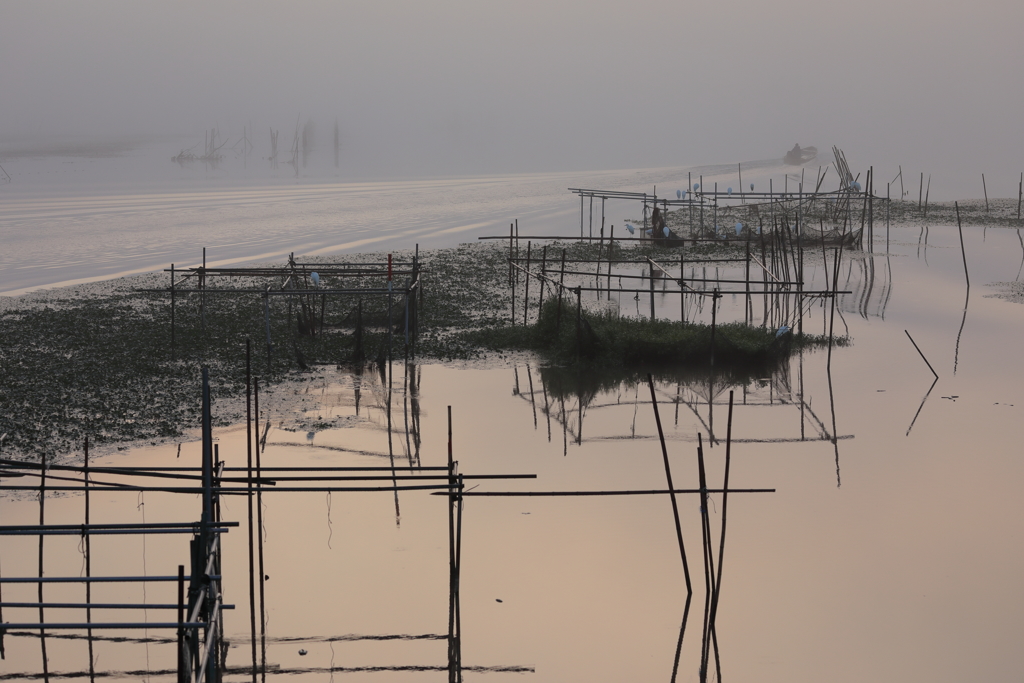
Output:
[310, 271, 320, 288]
[693, 183, 700, 191]
[626, 223, 635, 235]
[750, 183, 754, 191]
[735, 222, 743, 235]
[727, 187, 733, 195]
[663, 226, 670, 237]
[676, 190, 681, 199]
[776, 325, 791, 338]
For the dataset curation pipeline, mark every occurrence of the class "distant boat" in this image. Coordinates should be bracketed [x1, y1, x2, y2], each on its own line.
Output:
[784, 144, 817, 165]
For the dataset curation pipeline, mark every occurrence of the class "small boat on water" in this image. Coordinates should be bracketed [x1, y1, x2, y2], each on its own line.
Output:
[784, 144, 817, 165]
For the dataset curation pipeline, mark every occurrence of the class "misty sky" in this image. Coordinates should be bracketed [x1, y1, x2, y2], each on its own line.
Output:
[2, 0, 1022, 194]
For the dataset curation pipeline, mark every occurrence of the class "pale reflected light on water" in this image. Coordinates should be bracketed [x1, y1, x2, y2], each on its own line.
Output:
[2, 174, 1024, 680]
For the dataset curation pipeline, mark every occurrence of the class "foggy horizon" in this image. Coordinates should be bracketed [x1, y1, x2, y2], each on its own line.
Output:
[2, 0, 1023, 197]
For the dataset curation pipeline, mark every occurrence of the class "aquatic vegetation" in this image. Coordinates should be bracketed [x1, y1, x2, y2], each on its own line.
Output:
[0, 239, 844, 461]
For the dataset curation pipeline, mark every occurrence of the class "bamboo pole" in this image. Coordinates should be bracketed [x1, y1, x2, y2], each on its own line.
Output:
[649, 266, 655, 320]
[177, 565, 185, 682]
[254, 378, 267, 681]
[538, 246, 547, 318]
[447, 407, 457, 683]
[38, 450, 49, 679]
[647, 375, 692, 595]
[607, 226, 614, 295]
[983, 173, 989, 212]
[955, 202, 970, 287]
[575, 287, 582, 358]
[523, 242, 531, 326]
[697, 433, 714, 682]
[246, 342, 257, 683]
[556, 249, 566, 332]
[85, 436, 95, 683]
[924, 174, 931, 217]
[170, 264, 175, 350]
[508, 224, 514, 287]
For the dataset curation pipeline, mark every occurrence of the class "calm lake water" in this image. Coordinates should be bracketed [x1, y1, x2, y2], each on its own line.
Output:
[1, 153, 1023, 681]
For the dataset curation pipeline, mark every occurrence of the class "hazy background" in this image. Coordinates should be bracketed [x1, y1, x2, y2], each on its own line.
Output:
[2, 0, 1023, 196]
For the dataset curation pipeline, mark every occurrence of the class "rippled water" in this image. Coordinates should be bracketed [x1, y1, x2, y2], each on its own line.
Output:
[1, 157, 1023, 681]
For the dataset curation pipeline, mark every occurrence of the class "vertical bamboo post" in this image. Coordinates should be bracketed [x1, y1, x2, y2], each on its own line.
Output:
[580, 195, 585, 239]
[264, 287, 272, 369]
[575, 287, 582, 358]
[523, 242, 532, 326]
[924, 174, 931, 217]
[710, 290, 718, 366]
[643, 194, 649, 235]
[919, 172, 924, 210]
[738, 162, 744, 204]
[201, 247, 206, 332]
[514, 221, 520, 304]
[589, 194, 594, 239]
[713, 183, 718, 233]
[688, 172, 693, 229]
[696, 434, 714, 682]
[886, 183, 891, 253]
[170, 264, 176, 349]
[447, 406, 457, 683]
[538, 245, 547, 319]
[508, 223, 514, 286]
[511, 242, 516, 326]
[680, 254, 685, 323]
[601, 196, 605, 243]
[1018, 172, 1023, 220]
[177, 564, 185, 683]
[745, 236, 751, 326]
[868, 166, 874, 251]
[649, 266, 655, 320]
[388, 254, 394, 366]
[699, 178, 704, 232]
[556, 249, 566, 332]
[38, 450, 48, 678]
[255, 378, 267, 680]
[84, 436, 95, 681]
[983, 173, 989, 212]
[607, 226, 614, 295]
[245, 343, 257, 683]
